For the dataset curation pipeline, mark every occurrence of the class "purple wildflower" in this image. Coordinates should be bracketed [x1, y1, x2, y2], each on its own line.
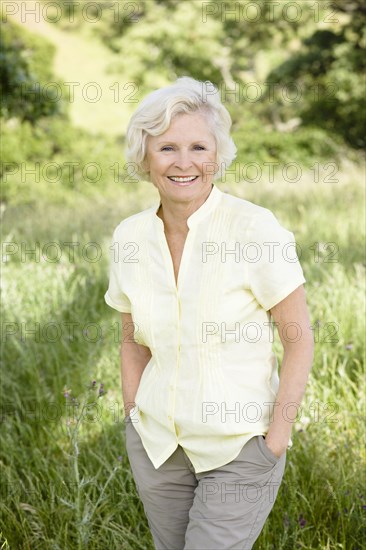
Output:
[298, 514, 306, 528]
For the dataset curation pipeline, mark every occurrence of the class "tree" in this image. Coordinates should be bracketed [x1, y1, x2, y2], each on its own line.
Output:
[0, 17, 66, 122]
[263, 0, 366, 148]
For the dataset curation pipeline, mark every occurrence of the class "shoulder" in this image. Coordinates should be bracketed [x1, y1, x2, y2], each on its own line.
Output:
[111, 206, 155, 241]
[218, 189, 279, 229]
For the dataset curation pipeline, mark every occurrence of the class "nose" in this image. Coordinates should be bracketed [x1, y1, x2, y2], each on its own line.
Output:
[174, 149, 193, 172]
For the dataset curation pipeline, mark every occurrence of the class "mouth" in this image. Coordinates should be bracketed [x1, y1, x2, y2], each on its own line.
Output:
[167, 176, 199, 186]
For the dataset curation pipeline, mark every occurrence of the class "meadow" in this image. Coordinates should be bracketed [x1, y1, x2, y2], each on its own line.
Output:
[1, 1, 365, 547]
[1, 158, 365, 549]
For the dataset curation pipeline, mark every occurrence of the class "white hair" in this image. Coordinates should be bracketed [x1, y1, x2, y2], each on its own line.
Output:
[125, 76, 237, 181]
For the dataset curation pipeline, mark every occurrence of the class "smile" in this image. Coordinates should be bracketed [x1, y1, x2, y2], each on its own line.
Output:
[168, 176, 198, 184]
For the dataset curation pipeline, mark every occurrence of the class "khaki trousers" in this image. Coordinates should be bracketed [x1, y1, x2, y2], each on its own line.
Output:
[125, 416, 286, 550]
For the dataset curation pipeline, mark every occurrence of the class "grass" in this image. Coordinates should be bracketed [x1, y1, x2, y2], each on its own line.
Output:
[1, 158, 365, 549]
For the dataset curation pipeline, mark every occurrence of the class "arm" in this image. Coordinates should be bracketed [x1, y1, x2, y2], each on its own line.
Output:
[264, 284, 315, 457]
[120, 312, 152, 417]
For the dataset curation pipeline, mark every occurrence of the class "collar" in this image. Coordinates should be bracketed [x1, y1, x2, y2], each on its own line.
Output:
[152, 184, 223, 229]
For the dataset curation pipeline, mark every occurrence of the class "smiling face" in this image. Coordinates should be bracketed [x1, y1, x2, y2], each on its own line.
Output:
[144, 111, 218, 203]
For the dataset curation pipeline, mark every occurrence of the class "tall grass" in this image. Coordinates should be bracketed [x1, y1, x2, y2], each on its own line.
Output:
[1, 159, 365, 549]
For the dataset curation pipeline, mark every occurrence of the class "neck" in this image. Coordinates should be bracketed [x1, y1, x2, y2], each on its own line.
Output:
[157, 184, 213, 235]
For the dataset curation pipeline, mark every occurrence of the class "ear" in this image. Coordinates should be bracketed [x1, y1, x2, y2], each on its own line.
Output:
[142, 161, 153, 184]
[141, 156, 149, 174]
[142, 139, 152, 170]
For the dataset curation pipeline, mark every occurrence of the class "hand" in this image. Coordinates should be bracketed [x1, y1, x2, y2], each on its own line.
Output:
[124, 401, 136, 417]
[263, 435, 288, 459]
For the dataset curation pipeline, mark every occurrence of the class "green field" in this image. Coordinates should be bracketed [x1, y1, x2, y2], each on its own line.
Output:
[2, 160, 365, 549]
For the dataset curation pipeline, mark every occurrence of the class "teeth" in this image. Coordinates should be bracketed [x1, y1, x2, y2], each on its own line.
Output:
[169, 176, 197, 182]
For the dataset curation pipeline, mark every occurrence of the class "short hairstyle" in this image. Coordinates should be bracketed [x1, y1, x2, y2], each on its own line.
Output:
[125, 76, 237, 181]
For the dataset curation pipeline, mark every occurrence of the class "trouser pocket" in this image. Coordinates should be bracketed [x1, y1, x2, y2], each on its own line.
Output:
[256, 435, 283, 465]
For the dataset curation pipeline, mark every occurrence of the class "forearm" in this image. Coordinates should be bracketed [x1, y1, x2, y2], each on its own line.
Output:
[266, 336, 314, 447]
[120, 344, 152, 416]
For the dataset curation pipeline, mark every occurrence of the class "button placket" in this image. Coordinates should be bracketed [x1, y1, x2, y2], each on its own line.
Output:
[164, 289, 181, 425]
[168, 290, 181, 425]
[153, 190, 220, 430]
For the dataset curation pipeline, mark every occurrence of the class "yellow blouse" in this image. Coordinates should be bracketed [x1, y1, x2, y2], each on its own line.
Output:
[105, 184, 306, 473]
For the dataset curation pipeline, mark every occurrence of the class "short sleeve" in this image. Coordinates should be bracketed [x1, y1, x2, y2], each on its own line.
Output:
[104, 228, 132, 313]
[245, 211, 306, 311]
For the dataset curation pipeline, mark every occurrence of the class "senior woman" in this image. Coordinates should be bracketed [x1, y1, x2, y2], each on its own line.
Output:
[105, 77, 314, 550]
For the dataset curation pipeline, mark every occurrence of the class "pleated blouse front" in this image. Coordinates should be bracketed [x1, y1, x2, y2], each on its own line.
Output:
[105, 184, 306, 473]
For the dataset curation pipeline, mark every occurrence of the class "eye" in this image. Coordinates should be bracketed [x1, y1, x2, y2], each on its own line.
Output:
[161, 146, 174, 151]
[193, 145, 206, 150]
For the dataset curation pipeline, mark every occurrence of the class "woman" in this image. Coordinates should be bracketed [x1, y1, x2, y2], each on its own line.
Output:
[105, 77, 314, 550]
